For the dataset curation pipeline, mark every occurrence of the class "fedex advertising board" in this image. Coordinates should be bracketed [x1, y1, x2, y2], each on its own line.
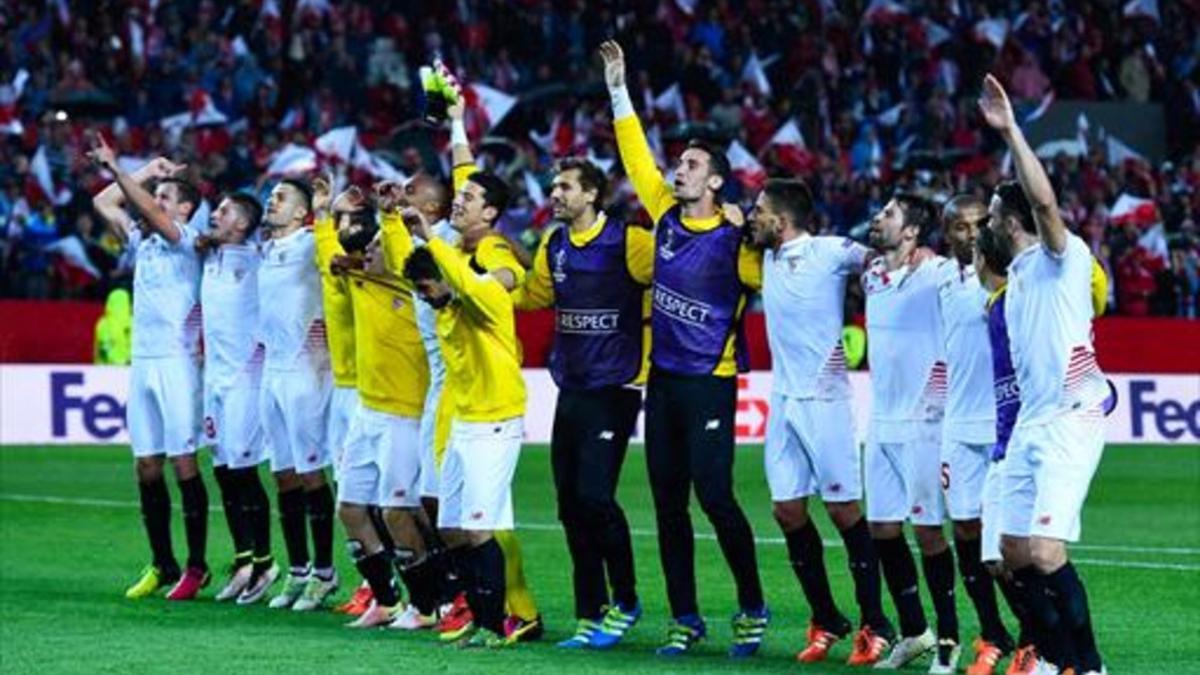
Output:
[1, 365, 1195, 446]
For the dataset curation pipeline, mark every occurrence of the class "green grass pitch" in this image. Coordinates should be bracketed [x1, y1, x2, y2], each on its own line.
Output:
[1, 443, 1198, 673]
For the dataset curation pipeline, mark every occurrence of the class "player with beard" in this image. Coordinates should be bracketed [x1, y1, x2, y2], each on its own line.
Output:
[512, 157, 651, 649]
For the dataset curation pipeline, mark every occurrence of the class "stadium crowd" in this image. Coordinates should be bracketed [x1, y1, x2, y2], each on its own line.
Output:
[0, 0, 1197, 315]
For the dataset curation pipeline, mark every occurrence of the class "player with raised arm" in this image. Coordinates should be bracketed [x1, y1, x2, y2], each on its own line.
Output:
[256, 178, 338, 610]
[979, 74, 1109, 675]
[88, 136, 208, 601]
[512, 157, 651, 649]
[194, 193, 278, 604]
[861, 194, 961, 672]
[747, 178, 895, 666]
[600, 40, 768, 658]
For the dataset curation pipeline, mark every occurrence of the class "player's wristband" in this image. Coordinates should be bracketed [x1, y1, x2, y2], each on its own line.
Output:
[609, 85, 634, 120]
[451, 118, 468, 146]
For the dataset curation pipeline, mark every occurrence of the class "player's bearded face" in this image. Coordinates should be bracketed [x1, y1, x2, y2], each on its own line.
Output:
[869, 199, 907, 250]
[945, 207, 984, 265]
[550, 170, 591, 221]
[749, 193, 781, 248]
[986, 194, 1017, 260]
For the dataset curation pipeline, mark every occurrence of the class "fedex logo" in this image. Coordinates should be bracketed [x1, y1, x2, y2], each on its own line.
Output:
[51, 372, 127, 440]
[1129, 380, 1199, 441]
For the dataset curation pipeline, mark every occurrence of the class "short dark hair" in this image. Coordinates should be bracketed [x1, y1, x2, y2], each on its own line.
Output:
[554, 157, 608, 206]
[893, 192, 938, 243]
[942, 194, 986, 225]
[994, 181, 1036, 235]
[762, 178, 816, 233]
[279, 178, 313, 212]
[976, 225, 1011, 275]
[402, 246, 442, 283]
[226, 192, 263, 238]
[158, 178, 200, 217]
[685, 138, 731, 186]
[467, 171, 511, 220]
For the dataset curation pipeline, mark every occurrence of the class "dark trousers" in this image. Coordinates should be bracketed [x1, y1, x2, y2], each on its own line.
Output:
[552, 386, 641, 619]
[645, 369, 764, 617]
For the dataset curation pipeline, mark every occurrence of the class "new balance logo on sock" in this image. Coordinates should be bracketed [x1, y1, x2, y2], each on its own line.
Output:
[705, 419, 720, 430]
[598, 430, 615, 441]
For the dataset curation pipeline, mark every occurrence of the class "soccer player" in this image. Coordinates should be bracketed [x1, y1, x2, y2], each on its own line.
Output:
[88, 138, 209, 600]
[512, 157, 649, 649]
[936, 196, 1018, 673]
[319, 185, 441, 628]
[257, 178, 338, 610]
[861, 194, 958, 670]
[747, 178, 895, 665]
[307, 174, 373, 614]
[194, 193, 278, 603]
[979, 74, 1109, 675]
[396, 174, 528, 648]
[600, 40, 768, 658]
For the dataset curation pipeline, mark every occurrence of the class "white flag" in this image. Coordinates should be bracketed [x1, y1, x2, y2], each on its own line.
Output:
[30, 145, 55, 201]
[315, 126, 357, 162]
[726, 140, 765, 189]
[523, 172, 546, 207]
[768, 119, 806, 149]
[652, 84, 687, 121]
[877, 103, 905, 127]
[742, 53, 772, 97]
[1105, 132, 1146, 166]
[973, 18, 1010, 49]
[1123, 0, 1160, 22]
[469, 84, 517, 129]
[267, 144, 317, 176]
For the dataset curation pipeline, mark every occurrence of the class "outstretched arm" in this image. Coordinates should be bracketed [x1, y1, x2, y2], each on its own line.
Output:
[88, 134, 189, 245]
[599, 40, 674, 222]
[979, 74, 1067, 254]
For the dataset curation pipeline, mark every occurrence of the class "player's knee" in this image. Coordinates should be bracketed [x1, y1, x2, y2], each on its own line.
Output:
[1028, 538, 1067, 574]
[337, 502, 368, 529]
[771, 500, 809, 532]
[298, 470, 326, 491]
[274, 470, 301, 491]
[824, 500, 861, 530]
[1000, 536, 1030, 568]
[170, 455, 199, 480]
[914, 525, 948, 555]
[135, 456, 164, 482]
[869, 521, 902, 540]
[465, 529, 493, 548]
[953, 519, 982, 541]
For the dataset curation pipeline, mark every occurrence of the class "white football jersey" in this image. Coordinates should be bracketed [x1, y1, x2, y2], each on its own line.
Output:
[130, 223, 202, 360]
[201, 243, 262, 389]
[863, 255, 947, 440]
[936, 259, 997, 443]
[1005, 234, 1107, 426]
[258, 228, 329, 372]
[763, 235, 870, 399]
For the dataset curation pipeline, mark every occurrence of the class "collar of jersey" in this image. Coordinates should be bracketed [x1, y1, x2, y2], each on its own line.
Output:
[567, 212, 608, 247]
[777, 233, 812, 253]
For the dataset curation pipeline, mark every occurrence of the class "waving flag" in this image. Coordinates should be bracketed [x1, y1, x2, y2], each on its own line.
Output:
[466, 83, 517, 130]
[726, 140, 766, 191]
[653, 84, 687, 122]
[742, 53, 772, 97]
[1109, 193, 1158, 227]
[315, 126, 357, 163]
[267, 144, 318, 176]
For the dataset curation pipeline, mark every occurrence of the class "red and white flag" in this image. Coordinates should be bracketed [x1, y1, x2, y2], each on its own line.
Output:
[1109, 193, 1158, 227]
[1123, 0, 1160, 22]
[523, 171, 546, 207]
[973, 18, 1010, 49]
[726, 140, 766, 191]
[1105, 131, 1146, 167]
[466, 83, 517, 131]
[768, 119, 811, 173]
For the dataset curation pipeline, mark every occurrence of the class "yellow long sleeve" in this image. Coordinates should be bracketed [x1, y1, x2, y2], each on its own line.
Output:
[313, 214, 357, 387]
[380, 211, 416, 276]
[512, 231, 555, 310]
[613, 115, 676, 222]
[428, 238, 509, 324]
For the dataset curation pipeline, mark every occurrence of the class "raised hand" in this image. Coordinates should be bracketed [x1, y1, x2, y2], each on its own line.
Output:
[87, 133, 117, 169]
[312, 173, 333, 215]
[978, 74, 1016, 134]
[401, 205, 432, 241]
[599, 40, 626, 90]
[373, 181, 405, 213]
[332, 185, 366, 214]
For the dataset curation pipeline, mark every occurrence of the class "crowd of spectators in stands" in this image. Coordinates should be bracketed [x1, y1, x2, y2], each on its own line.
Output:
[0, 0, 1197, 316]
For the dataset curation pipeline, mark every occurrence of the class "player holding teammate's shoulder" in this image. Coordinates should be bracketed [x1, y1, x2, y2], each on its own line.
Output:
[979, 73, 1108, 675]
[600, 39, 768, 658]
[747, 178, 895, 665]
[88, 136, 208, 601]
[513, 156, 651, 650]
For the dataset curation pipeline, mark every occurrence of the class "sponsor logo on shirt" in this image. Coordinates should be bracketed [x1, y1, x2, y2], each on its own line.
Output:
[659, 226, 677, 261]
[552, 248, 567, 283]
[653, 284, 712, 326]
[557, 308, 620, 334]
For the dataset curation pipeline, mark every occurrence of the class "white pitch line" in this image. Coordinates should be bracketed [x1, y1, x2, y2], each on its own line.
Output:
[3, 492, 1199, 571]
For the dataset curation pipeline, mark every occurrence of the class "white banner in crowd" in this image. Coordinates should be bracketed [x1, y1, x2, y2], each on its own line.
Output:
[0, 365, 1196, 446]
